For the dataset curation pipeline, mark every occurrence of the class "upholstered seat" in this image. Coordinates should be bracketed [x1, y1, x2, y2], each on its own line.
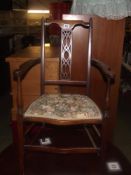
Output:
[24, 94, 102, 120]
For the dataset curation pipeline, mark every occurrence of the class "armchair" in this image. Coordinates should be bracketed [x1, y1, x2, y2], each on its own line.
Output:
[14, 18, 114, 175]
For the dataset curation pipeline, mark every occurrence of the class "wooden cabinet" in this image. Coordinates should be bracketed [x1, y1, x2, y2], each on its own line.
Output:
[6, 46, 60, 121]
[63, 15, 125, 140]
[49, 2, 72, 20]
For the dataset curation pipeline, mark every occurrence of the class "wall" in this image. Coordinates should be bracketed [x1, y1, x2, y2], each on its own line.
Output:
[0, 10, 27, 35]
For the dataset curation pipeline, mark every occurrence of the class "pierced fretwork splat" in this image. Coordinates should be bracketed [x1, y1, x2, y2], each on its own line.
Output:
[61, 29, 72, 80]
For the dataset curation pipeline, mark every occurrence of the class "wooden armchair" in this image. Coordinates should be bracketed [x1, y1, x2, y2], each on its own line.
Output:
[14, 18, 114, 175]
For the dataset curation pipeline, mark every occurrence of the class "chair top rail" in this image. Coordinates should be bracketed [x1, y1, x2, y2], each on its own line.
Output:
[44, 19, 91, 31]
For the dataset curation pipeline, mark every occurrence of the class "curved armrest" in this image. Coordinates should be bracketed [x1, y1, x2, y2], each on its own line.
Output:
[91, 58, 115, 84]
[14, 58, 40, 80]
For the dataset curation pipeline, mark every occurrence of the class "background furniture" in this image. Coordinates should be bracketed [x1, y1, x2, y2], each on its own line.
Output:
[7, 46, 60, 117]
[6, 46, 60, 143]
[63, 14, 125, 141]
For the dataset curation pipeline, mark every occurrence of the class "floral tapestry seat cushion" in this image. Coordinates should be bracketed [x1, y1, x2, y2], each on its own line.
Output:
[24, 94, 102, 121]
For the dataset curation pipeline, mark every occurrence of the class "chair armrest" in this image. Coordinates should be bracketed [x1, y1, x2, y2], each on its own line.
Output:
[91, 58, 115, 119]
[91, 58, 115, 84]
[14, 58, 40, 80]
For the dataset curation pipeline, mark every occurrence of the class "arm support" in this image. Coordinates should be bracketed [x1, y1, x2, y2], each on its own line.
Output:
[14, 58, 40, 80]
[91, 58, 115, 118]
[91, 58, 115, 84]
[13, 58, 40, 114]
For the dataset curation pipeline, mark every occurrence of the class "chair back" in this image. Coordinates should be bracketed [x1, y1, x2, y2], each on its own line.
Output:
[40, 19, 92, 95]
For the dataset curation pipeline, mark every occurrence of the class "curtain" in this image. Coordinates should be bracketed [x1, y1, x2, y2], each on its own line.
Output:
[71, 0, 131, 20]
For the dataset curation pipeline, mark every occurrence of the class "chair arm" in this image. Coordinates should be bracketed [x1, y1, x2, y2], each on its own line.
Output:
[14, 58, 40, 80]
[91, 58, 115, 84]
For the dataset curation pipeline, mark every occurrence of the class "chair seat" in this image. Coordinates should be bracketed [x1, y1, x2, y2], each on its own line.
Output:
[24, 94, 102, 121]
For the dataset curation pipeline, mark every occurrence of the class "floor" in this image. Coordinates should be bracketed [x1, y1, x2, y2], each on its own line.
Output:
[0, 143, 131, 175]
[113, 91, 131, 164]
[0, 91, 131, 175]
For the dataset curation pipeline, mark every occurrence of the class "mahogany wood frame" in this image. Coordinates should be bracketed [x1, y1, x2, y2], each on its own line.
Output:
[13, 19, 115, 175]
